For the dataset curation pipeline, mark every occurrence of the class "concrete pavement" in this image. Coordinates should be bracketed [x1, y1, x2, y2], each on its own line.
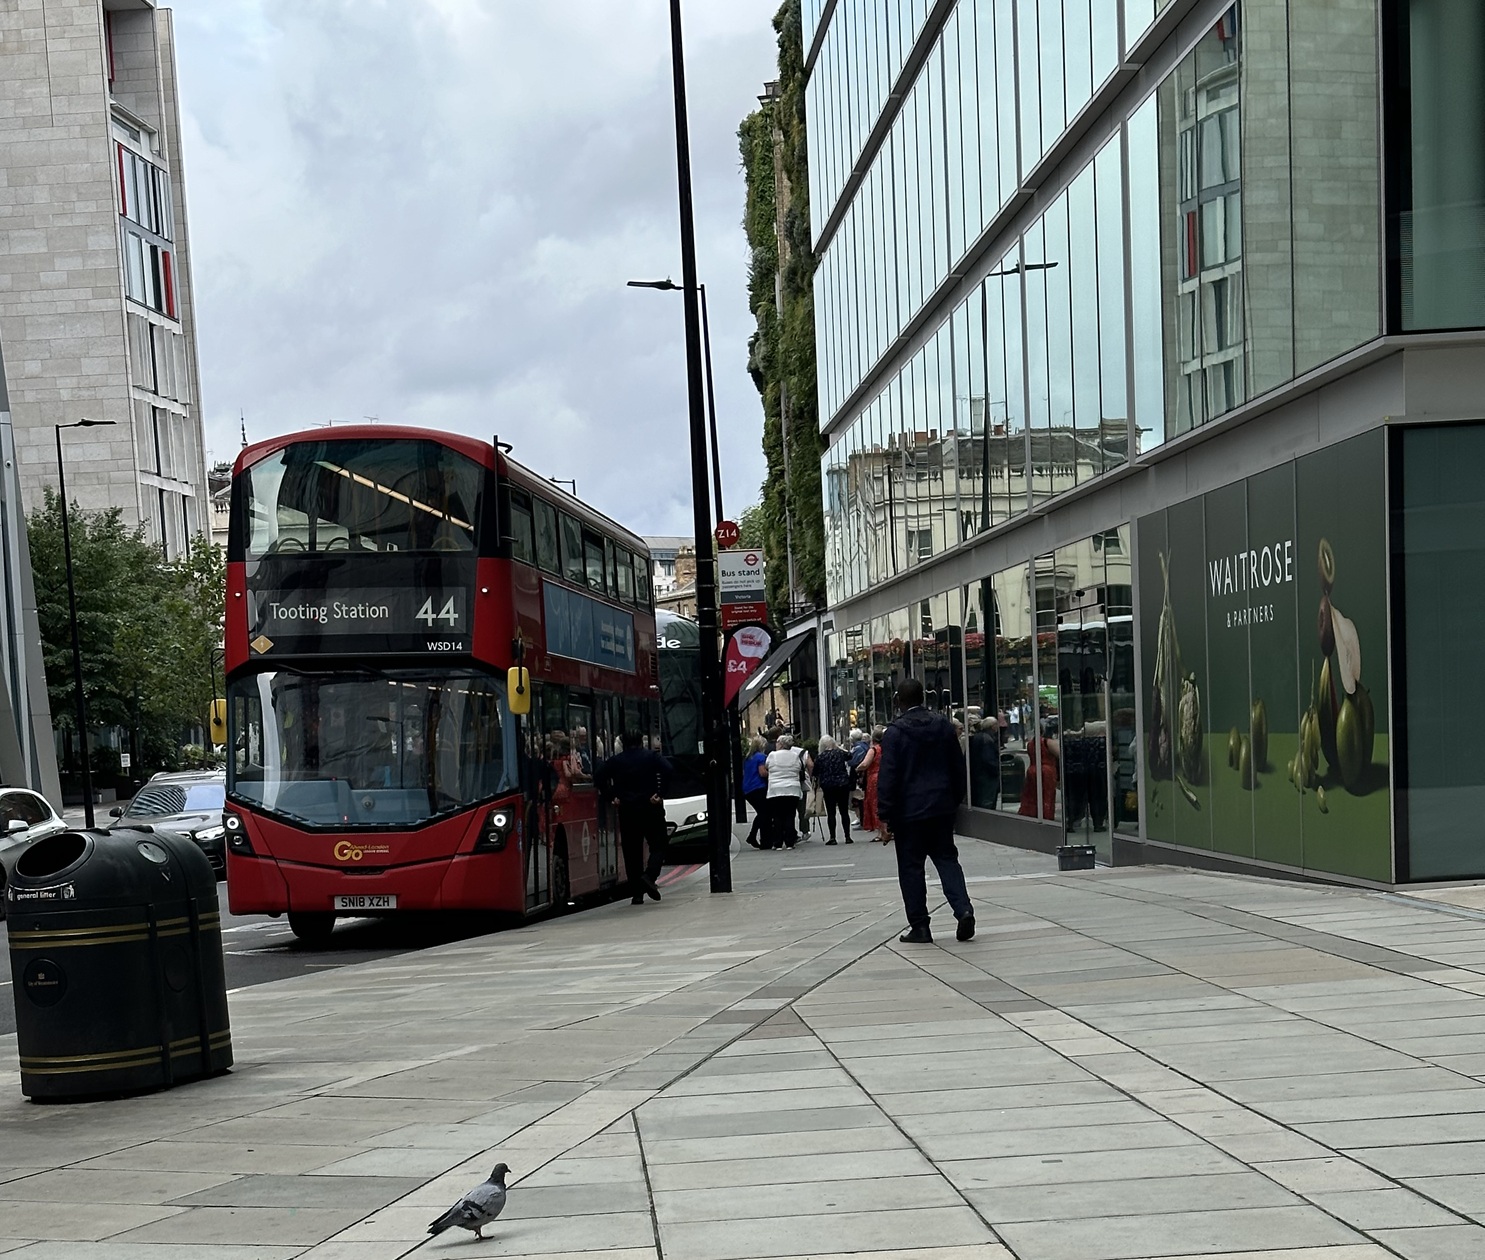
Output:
[3, 830, 1485, 1258]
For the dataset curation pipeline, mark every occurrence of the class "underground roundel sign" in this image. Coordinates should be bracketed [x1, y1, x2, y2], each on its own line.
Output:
[724, 625, 772, 707]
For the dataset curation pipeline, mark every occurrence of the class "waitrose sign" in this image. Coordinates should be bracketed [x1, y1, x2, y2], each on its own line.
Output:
[1208, 539, 1295, 629]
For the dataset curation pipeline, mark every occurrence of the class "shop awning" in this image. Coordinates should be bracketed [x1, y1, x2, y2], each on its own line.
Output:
[737, 627, 814, 709]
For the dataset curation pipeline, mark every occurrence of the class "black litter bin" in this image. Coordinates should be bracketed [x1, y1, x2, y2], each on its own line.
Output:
[6, 829, 233, 1101]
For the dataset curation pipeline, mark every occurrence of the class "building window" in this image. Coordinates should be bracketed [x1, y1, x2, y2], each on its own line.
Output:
[123, 229, 176, 319]
[1394, 0, 1485, 330]
[117, 145, 173, 242]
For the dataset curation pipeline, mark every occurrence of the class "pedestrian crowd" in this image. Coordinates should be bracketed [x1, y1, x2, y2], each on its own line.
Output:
[732, 683, 975, 943]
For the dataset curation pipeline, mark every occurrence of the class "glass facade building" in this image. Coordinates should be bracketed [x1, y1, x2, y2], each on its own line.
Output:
[809, 0, 1485, 883]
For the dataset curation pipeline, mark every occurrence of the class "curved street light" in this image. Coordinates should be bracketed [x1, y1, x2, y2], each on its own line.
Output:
[56, 417, 116, 828]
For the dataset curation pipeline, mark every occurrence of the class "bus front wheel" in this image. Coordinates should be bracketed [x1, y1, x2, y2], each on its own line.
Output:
[551, 846, 571, 909]
[288, 911, 336, 946]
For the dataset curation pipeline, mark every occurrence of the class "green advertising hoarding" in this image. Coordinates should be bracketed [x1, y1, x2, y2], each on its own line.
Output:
[1136, 430, 1391, 882]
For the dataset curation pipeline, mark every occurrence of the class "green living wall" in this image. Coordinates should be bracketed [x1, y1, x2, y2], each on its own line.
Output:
[739, 0, 825, 616]
[1137, 430, 1392, 882]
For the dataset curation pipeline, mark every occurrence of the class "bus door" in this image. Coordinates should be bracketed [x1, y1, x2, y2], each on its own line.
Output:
[565, 696, 599, 887]
[593, 696, 620, 884]
[527, 682, 567, 910]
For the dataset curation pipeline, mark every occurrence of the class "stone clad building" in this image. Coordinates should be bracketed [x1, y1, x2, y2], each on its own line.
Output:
[0, 0, 206, 555]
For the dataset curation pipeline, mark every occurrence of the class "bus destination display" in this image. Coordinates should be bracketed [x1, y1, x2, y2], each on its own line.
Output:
[248, 587, 471, 655]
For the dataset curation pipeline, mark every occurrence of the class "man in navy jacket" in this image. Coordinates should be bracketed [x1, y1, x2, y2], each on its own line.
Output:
[598, 731, 673, 905]
[877, 678, 974, 944]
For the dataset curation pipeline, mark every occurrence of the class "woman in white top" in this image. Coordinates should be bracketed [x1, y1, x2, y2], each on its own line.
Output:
[761, 735, 812, 850]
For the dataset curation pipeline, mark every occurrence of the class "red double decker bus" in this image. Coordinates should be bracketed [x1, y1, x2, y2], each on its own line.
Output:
[222, 426, 657, 943]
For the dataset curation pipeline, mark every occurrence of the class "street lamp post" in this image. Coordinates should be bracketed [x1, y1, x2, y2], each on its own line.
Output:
[631, 278, 749, 826]
[662, 0, 730, 892]
[56, 417, 116, 828]
[627, 279, 724, 524]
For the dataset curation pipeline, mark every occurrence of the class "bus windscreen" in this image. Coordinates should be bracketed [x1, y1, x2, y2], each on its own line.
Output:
[229, 668, 515, 829]
[241, 439, 484, 557]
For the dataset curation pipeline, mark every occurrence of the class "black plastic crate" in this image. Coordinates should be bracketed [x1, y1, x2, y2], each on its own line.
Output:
[1057, 845, 1097, 872]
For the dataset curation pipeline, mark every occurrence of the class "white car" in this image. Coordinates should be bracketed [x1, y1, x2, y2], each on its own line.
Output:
[0, 788, 68, 914]
[663, 794, 708, 843]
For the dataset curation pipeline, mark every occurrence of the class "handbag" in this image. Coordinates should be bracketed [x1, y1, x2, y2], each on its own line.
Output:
[807, 784, 826, 817]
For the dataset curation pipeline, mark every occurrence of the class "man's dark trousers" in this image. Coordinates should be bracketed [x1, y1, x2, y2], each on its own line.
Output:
[894, 814, 973, 932]
[618, 801, 667, 896]
[645, 802, 670, 881]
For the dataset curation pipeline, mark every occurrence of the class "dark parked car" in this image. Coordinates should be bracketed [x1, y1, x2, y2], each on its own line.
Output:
[109, 771, 227, 877]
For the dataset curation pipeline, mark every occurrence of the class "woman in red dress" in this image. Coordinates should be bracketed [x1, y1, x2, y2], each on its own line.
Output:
[1018, 734, 1060, 820]
[860, 727, 884, 837]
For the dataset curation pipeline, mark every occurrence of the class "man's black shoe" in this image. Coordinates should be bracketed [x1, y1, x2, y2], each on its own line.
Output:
[631, 896, 645, 905]
[644, 879, 662, 902]
[957, 914, 976, 942]
[899, 927, 933, 944]
[844, 837, 853, 844]
[826, 838, 838, 845]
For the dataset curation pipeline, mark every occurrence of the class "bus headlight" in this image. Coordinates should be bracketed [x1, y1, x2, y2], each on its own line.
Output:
[476, 806, 516, 853]
[223, 811, 254, 855]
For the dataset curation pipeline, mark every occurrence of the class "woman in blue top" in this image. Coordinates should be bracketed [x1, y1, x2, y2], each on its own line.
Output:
[742, 735, 769, 848]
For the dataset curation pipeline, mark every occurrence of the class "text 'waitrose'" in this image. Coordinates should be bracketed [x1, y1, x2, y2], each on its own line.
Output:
[1209, 541, 1295, 598]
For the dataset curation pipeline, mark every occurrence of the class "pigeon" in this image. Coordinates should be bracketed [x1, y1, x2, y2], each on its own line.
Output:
[427, 1163, 508, 1241]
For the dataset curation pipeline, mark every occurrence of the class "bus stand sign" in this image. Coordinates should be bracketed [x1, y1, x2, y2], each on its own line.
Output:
[718, 549, 766, 630]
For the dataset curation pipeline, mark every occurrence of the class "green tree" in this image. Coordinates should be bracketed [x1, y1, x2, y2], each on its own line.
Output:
[738, 501, 767, 548]
[740, 0, 826, 617]
[28, 490, 225, 778]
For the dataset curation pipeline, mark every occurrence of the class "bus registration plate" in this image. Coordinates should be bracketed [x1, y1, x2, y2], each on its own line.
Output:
[334, 894, 397, 911]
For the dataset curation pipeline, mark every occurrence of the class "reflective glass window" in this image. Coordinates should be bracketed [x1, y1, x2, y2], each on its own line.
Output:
[1397, 0, 1485, 330]
[1127, 97, 1166, 454]
[1018, 0, 1043, 170]
[1068, 164, 1103, 483]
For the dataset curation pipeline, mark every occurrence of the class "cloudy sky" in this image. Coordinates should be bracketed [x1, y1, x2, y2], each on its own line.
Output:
[173, 0, 782, 536]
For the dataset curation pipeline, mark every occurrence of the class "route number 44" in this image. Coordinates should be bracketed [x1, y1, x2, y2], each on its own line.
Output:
[416, 597, 459, 628]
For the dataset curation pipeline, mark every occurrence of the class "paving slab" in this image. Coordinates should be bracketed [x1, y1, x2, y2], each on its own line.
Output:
[995, 1205, 1364, 1260]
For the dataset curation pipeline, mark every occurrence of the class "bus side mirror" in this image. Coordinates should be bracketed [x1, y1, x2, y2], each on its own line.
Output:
[508, 667, 531, 716]
[209, 698, 228, 748]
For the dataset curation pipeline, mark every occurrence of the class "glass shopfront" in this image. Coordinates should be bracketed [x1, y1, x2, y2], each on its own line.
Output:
[827, 526, 1134, 861]
[1392, 424, 1485, 878]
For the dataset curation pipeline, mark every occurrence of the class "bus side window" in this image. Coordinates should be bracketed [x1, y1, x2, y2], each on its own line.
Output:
[617, 550, 634, 604]
[560, 513, 584, 587]
[582, 530, 606, 594]
[604, 538, 618, 599]
[509, 488, 535, 564]
[534, 499, 560, 574]
[635, 557, 652, 608]
[593, 695, 615, 771]
[567, 700, 594, 785]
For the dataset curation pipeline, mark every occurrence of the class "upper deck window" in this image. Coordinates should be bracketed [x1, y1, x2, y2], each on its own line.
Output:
[534, 499, 560, 574]
[242, 439, 483, 558]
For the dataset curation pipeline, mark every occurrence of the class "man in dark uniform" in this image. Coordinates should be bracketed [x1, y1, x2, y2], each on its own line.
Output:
[597, 730, 673, 905]
[877, 678, 975, 945]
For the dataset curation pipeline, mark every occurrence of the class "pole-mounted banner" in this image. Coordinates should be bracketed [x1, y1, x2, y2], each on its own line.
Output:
[724, 625, 772, 708]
